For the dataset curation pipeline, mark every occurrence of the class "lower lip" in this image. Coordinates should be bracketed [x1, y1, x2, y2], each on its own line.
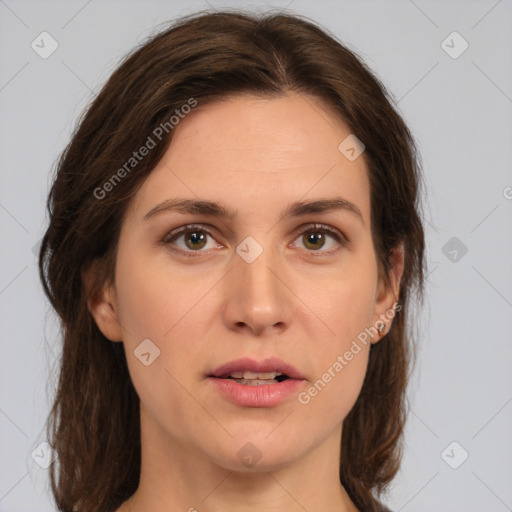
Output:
[208, 377, 304, 407]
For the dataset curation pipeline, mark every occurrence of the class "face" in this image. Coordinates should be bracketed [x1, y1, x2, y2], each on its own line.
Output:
[88, 92, 402, 473]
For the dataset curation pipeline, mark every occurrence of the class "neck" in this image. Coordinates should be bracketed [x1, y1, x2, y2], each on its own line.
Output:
[118, 406, 359, 512]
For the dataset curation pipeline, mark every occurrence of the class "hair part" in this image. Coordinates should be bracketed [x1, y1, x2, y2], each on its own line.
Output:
[39, 9, 426, 512]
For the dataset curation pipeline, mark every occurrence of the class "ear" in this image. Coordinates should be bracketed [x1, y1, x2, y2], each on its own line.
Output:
[371, 243, 405, 343]
[82, 261, 123, 342]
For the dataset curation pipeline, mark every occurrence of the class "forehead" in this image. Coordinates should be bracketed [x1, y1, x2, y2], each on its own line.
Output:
[170, 93, 364, 170]
[127, 92, 371, 224]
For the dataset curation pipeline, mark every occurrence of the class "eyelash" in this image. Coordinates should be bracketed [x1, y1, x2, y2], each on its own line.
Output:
[161, 223, 348, 258]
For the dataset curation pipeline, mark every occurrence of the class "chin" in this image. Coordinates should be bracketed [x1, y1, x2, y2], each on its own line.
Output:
[207, 432, 310, 473]
[218, 449, 302, 474]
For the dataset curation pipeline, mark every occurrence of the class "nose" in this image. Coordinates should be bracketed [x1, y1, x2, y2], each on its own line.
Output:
[222, 246, 292, 337]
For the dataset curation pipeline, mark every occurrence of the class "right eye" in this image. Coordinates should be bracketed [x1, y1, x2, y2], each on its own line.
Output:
[162, 224, 222, 256]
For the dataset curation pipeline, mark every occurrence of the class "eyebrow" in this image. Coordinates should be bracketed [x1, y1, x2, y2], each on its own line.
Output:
[143, 196, 364, 225]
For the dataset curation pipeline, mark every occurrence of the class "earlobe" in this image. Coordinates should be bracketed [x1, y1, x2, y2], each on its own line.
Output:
[82, 263, 123, 342]
[372, 243, 405, 342]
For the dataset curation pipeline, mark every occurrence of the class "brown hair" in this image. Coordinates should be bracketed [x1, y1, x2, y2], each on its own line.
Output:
[39, 9, 426, 512]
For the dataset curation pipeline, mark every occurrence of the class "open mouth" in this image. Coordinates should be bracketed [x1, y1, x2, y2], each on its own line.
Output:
[208, 359, 304, 406]
[216, 371, 291, 386]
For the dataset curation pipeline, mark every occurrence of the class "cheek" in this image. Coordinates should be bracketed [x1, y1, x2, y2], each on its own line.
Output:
[113, 245, 215, 386]
[320, 253, 378, 344]
[331, 279, 376, 338]
[298, 281, 373, 423]
[113, 253, 205, 431]
[300, 348, 370, 420]
[298, 255, 376, 419]
[114, 247, 200, 342]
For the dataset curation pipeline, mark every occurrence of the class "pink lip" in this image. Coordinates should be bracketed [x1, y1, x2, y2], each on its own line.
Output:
[208, 357, 306, 408]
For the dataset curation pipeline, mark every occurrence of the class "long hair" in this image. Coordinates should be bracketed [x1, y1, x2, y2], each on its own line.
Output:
[39, 10, 426, 512]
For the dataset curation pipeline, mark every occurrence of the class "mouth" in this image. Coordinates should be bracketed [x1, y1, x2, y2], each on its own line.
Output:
[207, 357, 305, 407]
[209, 357, 305, 383]
[214, 370, 291, 386]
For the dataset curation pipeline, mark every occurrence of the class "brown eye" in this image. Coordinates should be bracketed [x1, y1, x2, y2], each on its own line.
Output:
[302, 231, 327, 250]
[163, 224, 218, 256]
[293, 224, 346, 254]
[162, 222, 347, 258]
[183, 230, 208, 250]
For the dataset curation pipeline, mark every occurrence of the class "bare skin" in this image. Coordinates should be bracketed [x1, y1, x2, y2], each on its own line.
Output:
[86, 92, 403, 512]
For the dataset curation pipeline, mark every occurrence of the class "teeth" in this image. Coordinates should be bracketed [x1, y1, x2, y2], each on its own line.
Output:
[235, 379, 276, 386]
[226, 371, 282, 380]
[244, 371, 279, 380]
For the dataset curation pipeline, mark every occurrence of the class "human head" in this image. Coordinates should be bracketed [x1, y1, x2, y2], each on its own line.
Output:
[39, 10, 425, 512]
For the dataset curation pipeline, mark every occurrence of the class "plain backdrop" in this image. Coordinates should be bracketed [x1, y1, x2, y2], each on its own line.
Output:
[1, 1, 511, 511]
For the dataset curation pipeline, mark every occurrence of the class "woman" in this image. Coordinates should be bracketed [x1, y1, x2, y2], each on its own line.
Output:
[39, 9, 426, 512]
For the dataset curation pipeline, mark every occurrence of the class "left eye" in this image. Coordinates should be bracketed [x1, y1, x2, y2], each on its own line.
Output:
[162, 223, 346, 256]
[292, 224, 345, 253]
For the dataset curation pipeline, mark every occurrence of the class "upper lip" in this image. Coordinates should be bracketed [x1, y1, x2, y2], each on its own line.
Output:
[209, 357, 305, 380]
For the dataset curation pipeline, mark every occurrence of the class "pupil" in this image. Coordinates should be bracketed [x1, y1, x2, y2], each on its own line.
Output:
[185, 231, 206, 250]
[304, 232, 324, 250]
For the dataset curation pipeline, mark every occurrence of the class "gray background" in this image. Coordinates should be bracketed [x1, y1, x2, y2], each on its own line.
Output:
[1, 0, 511, 510]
